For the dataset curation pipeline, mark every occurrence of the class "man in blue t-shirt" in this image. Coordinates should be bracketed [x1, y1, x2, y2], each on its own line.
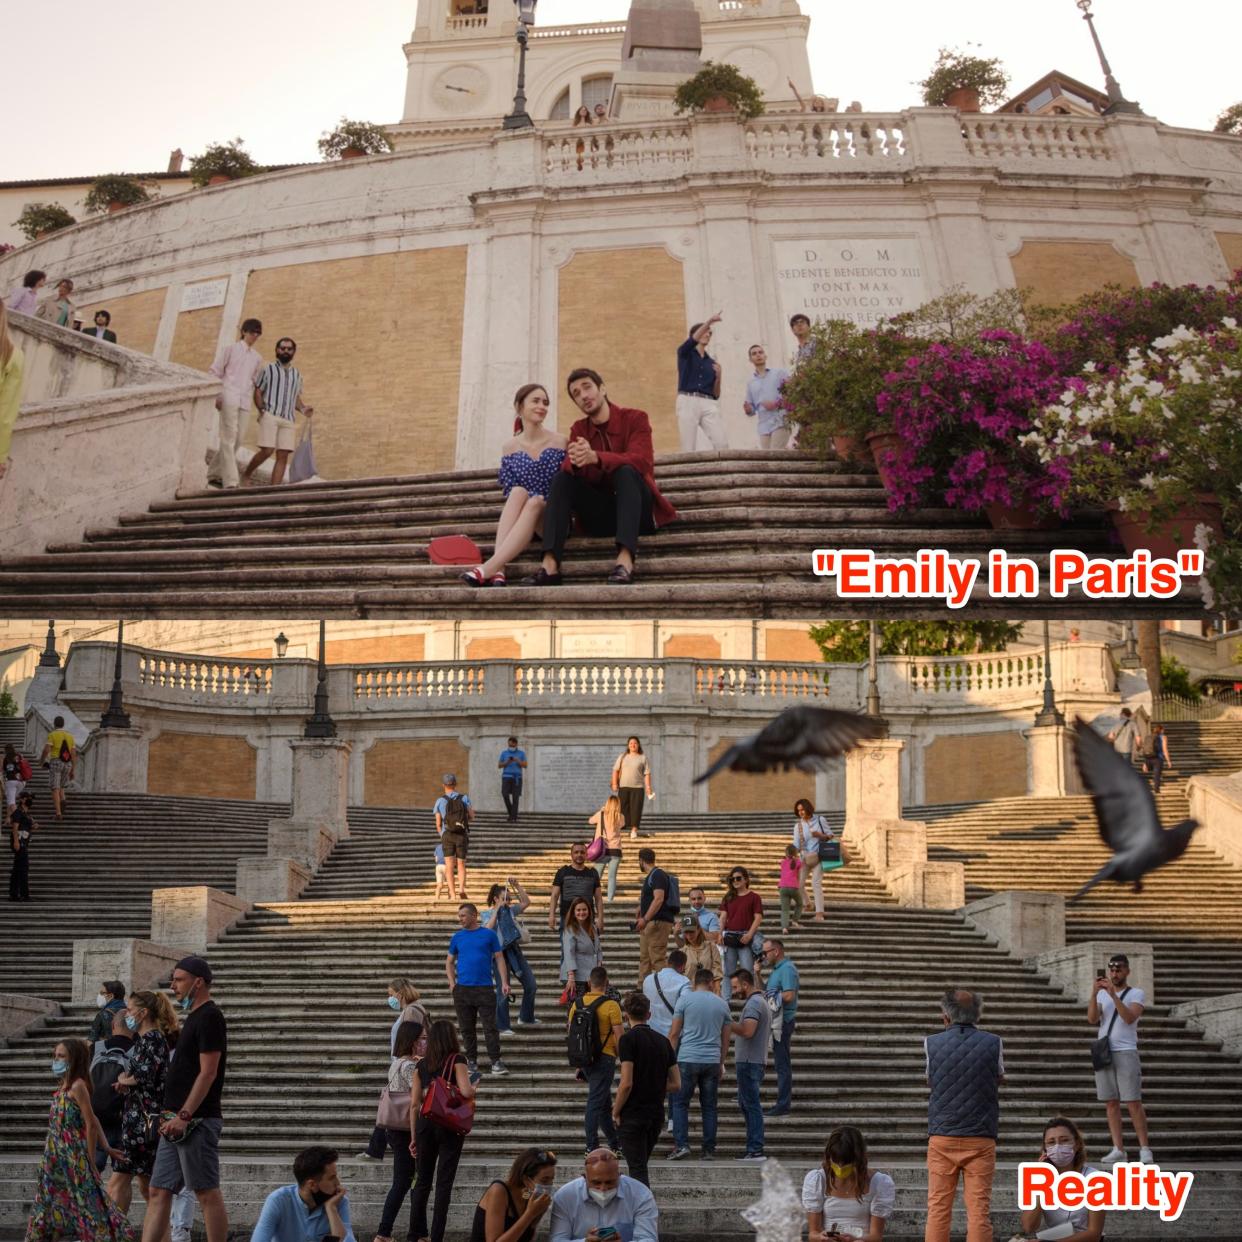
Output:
[667, 968, 733, 1159]
[761, 939, 799, 1117]
[497, 736, 527, 824]
[447, 902, 510, 1080]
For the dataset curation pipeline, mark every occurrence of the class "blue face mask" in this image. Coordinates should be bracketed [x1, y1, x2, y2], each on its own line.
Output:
[125, 1015, 138, 1031]
[388, 996, 401, 1011]
[175, 980, 199, 1012]
[51, 1059, 67, 1076]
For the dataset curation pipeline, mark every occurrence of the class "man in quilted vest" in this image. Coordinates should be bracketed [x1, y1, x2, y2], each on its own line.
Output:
[923, 988, 1005, 1242]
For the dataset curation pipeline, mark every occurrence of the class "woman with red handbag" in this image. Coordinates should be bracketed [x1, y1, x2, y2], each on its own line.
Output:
[408, 1020, 478, 1242]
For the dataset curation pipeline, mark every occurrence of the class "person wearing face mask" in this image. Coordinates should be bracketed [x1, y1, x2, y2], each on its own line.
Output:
[372, 1021, 425, 1242]
[801, 1126, 895, 1241]
[106, 990, 178, 1215]
[472, 1146, 558, 1242]
[1012, 1117, 1104, 1242]
[360, 978, 428, 1161]
[89, 979, 128, 1043]
[89, 1007, 135, 1174]
[140, 955, 229, 1242]
[549, 1148, 658, 1242]
[251, 1145, 355, 1242]
[242, 336, 314, 487]
[27, 1036, 136, 1241]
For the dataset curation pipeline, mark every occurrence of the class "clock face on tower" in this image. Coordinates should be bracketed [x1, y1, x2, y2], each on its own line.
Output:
[432, 65, 490, 113]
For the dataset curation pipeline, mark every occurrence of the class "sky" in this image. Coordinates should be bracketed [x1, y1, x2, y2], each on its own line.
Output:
[3, 0, 1239, 180]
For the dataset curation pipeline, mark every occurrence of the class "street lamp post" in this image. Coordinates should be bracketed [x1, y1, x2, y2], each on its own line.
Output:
[1034, 620, 1066, 727]
[1075, 0, 1144, 116]
[303, 620, 337, 739]
[502, 0, 538, 131]
[100, 621, 132, 730]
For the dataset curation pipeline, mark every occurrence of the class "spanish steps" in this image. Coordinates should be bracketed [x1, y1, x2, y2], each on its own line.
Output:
[2, 778, 1242, 1236]
[0, 452, 1199, 619]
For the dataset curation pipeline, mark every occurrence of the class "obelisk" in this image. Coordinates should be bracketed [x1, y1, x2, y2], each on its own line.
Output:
[610, 0, 704, 120]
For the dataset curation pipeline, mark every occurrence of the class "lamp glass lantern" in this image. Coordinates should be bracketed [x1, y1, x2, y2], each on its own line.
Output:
[274, 632, 289, 659]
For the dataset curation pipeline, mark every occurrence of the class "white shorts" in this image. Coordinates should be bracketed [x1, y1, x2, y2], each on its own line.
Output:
[3, 779, 23, 809]
[257, 412, 297, 451]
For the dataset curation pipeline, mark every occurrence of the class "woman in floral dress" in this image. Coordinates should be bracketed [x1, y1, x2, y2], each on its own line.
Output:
[106, 989, 177, 1214]
[26, 1037, 137, 1242]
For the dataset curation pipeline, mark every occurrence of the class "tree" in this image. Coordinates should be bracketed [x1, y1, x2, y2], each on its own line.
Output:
[808, 620, 1024, 663]
[1214, 102, 1242, 136]
[0, 684, 17, 717]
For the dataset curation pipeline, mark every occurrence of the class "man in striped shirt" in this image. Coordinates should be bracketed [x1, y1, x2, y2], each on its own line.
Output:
[242, 337, 314, 486]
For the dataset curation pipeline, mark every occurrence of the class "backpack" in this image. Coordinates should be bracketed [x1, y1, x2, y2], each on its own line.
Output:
[58, 737, 72, 762]
[663, 871, 681, 914]
[90, 1045, 131, 1126]
[442, 794, 469, 833]
[17, 757, 32, 782]
[567, 996, 607, 1068]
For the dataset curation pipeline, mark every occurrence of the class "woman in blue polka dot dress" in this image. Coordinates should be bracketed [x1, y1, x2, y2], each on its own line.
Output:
[461, 383, 567, 586]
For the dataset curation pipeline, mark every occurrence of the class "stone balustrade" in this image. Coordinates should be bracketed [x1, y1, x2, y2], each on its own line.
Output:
[530, 22, 629, 39]
[60, 641, 1114, 720]
[962, 115, 1117, 164]
[744, 116, 908, 164]
[543, 124, 694, 180]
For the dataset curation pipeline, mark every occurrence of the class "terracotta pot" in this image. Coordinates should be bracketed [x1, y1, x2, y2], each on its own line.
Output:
[107, 201, 127, 214]
[985, 500, 1061, 532]
[832, 435, 865, 465]
[945, 86, 981, 112]
[207, 174, 232, 187]
[34, 230, 50, 240]
[703, 95, 736, 114]
[865, 431, 903, 493]
[341, 146, 366, 160]
[1110, 496, 1223, 559]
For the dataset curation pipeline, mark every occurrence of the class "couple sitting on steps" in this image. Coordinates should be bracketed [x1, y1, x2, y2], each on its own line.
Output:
[459, 369, 678, 589]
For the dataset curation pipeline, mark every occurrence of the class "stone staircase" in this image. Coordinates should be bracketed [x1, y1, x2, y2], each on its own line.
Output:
[0, 452, 1190, 618]
[920, 723, 1242, 1007]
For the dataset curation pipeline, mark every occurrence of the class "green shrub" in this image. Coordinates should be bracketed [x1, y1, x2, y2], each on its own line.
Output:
[919, 46, 1010, 108]
[318, 118, 395, 159]
[13, 202, 76, 241]
[83, 176, 150, 215]
[674, 62, 765, 120]
[190, 139, 260, 188]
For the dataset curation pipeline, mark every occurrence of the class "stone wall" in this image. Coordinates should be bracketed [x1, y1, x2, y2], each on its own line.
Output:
[74, 288, 166, 356]
[1009, 240, 1140, 307]
[170, 301, 226, 372]
[922, 729, 1029, 805]
[365, 738, 472, 808]
[147, 733, 257, 800]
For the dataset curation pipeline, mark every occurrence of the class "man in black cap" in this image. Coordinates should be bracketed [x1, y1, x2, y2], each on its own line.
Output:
[142, 955, 230, 1242]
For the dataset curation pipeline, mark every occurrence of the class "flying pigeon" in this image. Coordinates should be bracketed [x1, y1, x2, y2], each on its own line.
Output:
[1068, 715, 1199, 904]
[694, 706, 887, 784]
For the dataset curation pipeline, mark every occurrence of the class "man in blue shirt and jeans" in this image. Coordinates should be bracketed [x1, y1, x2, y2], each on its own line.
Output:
[667, 967, 733, 1159]
[448, 902, 511, 1080]
[760, 939, 799, 1116]
[498, 736, 526, 823]
[251, 1145, 354, 1242]
[675, 313, 728, 452]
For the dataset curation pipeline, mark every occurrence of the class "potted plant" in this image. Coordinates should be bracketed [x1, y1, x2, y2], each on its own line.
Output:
[1031, 321, 1237, 556]
[189, 139, 260, 188]
[14, 202, 76, 241]
[83, 175, 151, 215]
[918, 46, 1010, 112]
[674, 61, 766, 120]
[875, 331, 1072, 526]
[318, 118, 395, 160]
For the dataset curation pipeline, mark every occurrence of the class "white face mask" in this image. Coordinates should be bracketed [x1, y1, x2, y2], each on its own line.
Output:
[96, 994, 109, 1009]
[588, 1188, 618, 1207]
[1045, 1142, 1077, 1167]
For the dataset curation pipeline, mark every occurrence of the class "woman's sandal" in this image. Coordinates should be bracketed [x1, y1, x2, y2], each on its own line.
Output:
[491, 572, 506, 587]
[460, 567, 487, 587]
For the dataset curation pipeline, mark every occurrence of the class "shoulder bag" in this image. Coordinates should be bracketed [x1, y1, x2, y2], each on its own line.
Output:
[586, 820, 607, 863]
[376, 1060, 413, 1130]
[420, 1054, 476, 1135]
[1090, 987, 1131, 1071]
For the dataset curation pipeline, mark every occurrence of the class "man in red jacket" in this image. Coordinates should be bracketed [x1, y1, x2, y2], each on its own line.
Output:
[525, 369, 678, 585]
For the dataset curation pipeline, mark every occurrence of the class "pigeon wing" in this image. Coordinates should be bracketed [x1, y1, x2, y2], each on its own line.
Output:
[692, 728, 765, 784]
[1072, 716, 1162, 855]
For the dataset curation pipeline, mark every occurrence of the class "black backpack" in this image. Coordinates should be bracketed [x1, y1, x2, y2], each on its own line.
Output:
[90, 1045, 130, 1126]
[443, 794, 469, 833]
[567, 996, 607, 1068]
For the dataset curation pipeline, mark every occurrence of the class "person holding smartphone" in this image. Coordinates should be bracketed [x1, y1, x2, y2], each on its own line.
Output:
[549, 1148, 658, 1242]
[471, 1147, 558, 1242]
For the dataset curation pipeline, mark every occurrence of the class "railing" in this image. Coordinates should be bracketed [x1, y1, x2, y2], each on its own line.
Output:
[694, 662, 830, 699]
[906, 653, 1044, 696]
[544, 125, 693, 179]
[530, 22, 628, 39]
[354, 663, 487, 700]
[516, 662, 664, 698]
[446, 14, 489, 30]
[1152, 692, 1242, 722]
[962, 116, 1116, 163]
[137, 652, 272, 698]
[745, 117, 907, 163]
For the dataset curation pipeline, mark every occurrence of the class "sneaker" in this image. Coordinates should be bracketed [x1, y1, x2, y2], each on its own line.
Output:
[667, 1146, 691, 1161]
[763, 1106, 791, 1117]
[735, 1151, 767, 1163]
[500, 1028, 516, 1037]
[490, 1060, 510, 1077]
[515, 1019, 543, 1027]
[700, 1150, 715, 1161]
[1102, 1146, 1125, 1164]
[355, 1150, 384, 1160]
[171, 1231, 191, 1242]
[1139, 1147, 1155, 1164]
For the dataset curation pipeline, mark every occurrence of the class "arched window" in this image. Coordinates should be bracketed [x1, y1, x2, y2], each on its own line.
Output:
[549, 87, 571, 120]
[581, 76, 613, 115]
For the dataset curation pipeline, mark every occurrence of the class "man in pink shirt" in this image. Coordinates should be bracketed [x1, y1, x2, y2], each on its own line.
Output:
[208, 318, 264, 488]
